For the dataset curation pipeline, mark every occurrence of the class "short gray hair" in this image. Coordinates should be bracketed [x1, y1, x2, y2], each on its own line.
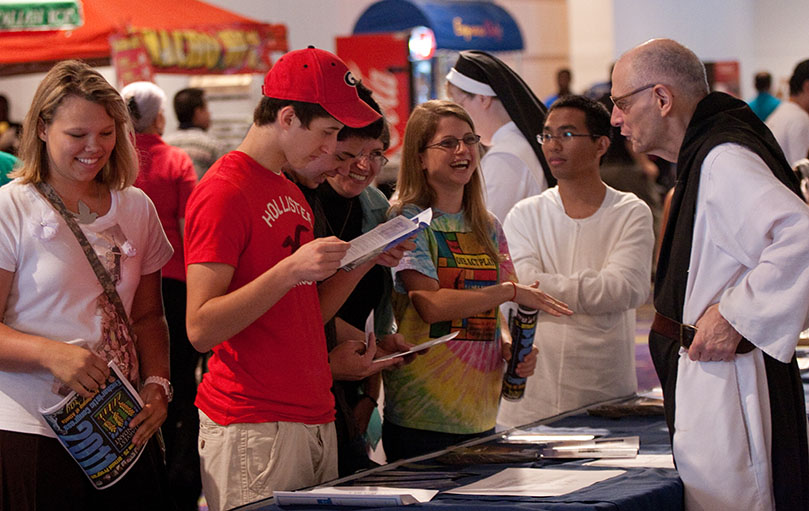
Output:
[121, 81, 166, 133]
[624, 39, 709, 100]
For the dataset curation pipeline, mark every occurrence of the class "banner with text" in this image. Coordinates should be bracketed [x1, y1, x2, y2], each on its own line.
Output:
[111, 23, 287, 80]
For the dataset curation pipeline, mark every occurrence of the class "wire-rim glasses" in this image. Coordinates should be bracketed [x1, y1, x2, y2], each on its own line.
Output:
[610, 83, 656, 111]
[537, 131, 600, 145]
[423, 134, 481, 151]
[337, 150, 390, 167]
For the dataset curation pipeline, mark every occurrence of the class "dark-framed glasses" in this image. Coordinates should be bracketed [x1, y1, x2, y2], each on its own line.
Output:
[423, 134, 481, 151]
[610, 83, 656, 111]
[537, 131, 599, 145]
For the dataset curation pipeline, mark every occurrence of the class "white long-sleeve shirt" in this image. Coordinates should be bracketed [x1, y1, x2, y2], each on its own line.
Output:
[497, 186, 654, 427]
[766, 100, 809, 166]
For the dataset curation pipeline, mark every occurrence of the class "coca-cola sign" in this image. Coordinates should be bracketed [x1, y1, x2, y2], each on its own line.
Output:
[337, 33, 411, 158]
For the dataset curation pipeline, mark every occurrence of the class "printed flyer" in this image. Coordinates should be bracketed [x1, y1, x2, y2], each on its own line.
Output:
[40, 361, 144, 489]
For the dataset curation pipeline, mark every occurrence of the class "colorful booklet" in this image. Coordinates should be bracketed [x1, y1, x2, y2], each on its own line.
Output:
[340, 208, 432, 270]
[40, 360, 145, 489]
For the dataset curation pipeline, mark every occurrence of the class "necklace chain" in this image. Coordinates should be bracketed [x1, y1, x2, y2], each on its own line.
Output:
[323, 199, 354, 239]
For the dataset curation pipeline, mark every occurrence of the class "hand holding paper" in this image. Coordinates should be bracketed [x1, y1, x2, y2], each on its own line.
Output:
[375, 331, 459, 362]
[340, 208, 432, 270]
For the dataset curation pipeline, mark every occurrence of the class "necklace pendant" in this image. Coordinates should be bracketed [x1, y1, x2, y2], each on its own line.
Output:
[75, 199, 99, 224]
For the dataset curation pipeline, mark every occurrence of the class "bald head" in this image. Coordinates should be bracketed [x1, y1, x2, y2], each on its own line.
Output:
[618, 39, 709, 102]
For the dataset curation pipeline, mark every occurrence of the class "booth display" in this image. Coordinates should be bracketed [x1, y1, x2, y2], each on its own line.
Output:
[0, 0, 287, 77]
[235, 396, 684, 511]
[337, 0, 523, 160]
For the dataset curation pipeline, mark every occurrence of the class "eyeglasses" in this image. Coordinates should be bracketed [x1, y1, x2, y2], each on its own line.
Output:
[336, 150, 389, 167]
[423, 134, 481, 151]
[537, 131, 599, 145]
[609, 83, 656, 111]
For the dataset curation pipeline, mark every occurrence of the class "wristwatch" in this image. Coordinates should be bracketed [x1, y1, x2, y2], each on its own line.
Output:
[144, 376, 174, 402]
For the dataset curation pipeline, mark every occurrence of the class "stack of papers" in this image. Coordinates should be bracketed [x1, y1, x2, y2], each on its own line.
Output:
[502, 431, 596, 444]
[445, 467, 626, 497]
[540, 436, 640, 459]
[273, 486, 438, 507]
[584, 453, 675, 469]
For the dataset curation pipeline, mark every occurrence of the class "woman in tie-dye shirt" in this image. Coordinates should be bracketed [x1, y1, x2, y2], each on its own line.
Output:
[382, 100, 572, 461]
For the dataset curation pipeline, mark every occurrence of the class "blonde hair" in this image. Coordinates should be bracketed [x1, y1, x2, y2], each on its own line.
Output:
[392, 100, 497, 263]
[12, 60, 138, 189]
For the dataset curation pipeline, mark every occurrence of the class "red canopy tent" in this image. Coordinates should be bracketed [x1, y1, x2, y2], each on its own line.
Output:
[0, 0, 287, 76]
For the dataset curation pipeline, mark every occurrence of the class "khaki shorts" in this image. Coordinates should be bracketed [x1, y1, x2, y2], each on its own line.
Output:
[198, 410, 337, 511]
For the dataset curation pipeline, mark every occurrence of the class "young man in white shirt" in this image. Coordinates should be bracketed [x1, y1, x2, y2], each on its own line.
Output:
[497, 95, 653, 426]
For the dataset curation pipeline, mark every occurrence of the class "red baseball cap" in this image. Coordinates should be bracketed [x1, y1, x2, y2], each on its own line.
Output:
[262, 46, 381, 128]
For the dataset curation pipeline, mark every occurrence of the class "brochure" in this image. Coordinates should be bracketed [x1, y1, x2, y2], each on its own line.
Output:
[374, 331, 459, 362]
[539, 436, 640, 459]
[340, 208, 432, 270]
[40, 360, 145, 489]
[501, 431, 596, 444]
[273, 486, 439, 506]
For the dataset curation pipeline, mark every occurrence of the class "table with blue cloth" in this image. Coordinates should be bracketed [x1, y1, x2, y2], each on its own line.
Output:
[237, 397, 683, 511]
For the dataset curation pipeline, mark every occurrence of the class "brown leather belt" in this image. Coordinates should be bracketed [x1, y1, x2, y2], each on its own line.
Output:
[651, 312, 755, 354]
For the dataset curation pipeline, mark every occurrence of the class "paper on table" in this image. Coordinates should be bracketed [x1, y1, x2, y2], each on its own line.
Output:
[445, 467, 626, 497]
[584, 453, 675, 469]
[502, 430, 596, 444]
[510, 424, 612, 437]
[273, 486, 439, 506]
[638, 387, 664, 400]
[374, 331, 459, 362]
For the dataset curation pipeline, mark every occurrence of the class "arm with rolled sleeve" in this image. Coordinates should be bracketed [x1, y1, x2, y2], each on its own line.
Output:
[699, 145, 809, 362]
[504, 195, 653, 315]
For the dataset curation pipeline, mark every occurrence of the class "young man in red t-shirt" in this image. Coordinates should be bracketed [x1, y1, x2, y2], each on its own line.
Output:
[183, 47, 381, 511]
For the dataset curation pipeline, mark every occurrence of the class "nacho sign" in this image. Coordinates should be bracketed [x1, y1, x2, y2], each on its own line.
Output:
[111, 23, 287, 75]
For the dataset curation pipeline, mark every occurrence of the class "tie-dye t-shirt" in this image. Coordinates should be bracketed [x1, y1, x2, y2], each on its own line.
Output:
[384, 205, 515, 434]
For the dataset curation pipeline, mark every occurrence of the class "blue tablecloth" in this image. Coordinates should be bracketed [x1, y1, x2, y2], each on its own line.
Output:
[239, 410, 682, 511]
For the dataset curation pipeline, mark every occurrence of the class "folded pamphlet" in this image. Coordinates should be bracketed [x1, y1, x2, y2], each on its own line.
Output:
[374, 331, 459, 362]
[340, 208, 432, 270]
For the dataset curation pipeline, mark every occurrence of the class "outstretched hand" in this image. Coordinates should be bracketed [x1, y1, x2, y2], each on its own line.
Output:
[514, 280, 573, 317]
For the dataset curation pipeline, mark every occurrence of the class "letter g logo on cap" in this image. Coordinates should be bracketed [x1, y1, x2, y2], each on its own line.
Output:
[344, 71, 358, 87]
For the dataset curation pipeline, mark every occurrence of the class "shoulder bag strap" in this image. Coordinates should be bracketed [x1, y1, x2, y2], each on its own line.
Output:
[35, 181, 137, 341]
